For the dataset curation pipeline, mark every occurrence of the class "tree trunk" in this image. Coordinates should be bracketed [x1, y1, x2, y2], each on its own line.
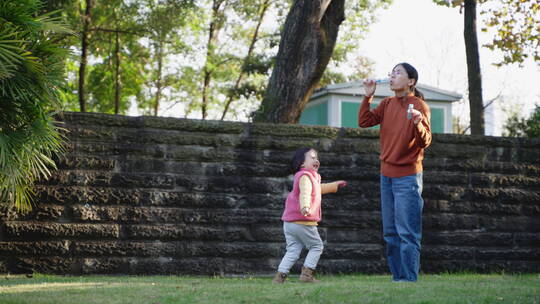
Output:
[78, 0, 92, 112]
[154, 42, 163, 116]
[464, 0, 484, 135]
[114, 28, 121, 115]
[201, 0, 225, 120]
[253, 0, 345, 123]
[220, 0, 270, 120]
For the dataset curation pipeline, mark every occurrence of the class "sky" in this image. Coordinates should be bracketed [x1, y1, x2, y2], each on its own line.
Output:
[355, 0, 539, 135]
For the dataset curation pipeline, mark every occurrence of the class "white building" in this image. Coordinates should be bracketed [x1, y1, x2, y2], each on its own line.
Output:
[484, 98, 503, 136]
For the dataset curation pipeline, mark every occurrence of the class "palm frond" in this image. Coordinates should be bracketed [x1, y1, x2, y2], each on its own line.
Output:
[0, 40, 25, 64]
[0, 0, 69, 213]
[0, 116, 65, 213]
[35, 11, 74, 35]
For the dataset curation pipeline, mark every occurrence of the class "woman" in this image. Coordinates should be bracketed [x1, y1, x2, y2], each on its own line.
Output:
[358, 62, 432, 282]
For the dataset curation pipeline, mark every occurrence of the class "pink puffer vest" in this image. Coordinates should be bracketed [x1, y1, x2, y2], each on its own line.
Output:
[281, 168, 322, 222]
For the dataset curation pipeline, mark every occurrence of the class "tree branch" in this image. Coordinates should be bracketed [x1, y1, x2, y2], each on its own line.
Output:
[89, 27, 146, 35]
[319, 0, 333, 22]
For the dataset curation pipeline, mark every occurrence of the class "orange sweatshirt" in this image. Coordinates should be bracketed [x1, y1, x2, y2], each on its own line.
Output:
[358, 94, 432, 177]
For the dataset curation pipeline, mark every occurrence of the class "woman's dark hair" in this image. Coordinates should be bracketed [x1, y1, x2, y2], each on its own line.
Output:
[291, 147, 314, 173]
[395, 62, 424, 100]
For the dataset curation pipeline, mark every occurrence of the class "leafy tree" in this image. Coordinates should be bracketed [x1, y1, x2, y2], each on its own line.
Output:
[219, 0, 273, 120]
[251, 0, 346, 123]
[480, 0, 539, 66]
[435, 0, 538, 67]
[319, 1, 388, 88]
[0, 0, 70, 212]
[43, 0, 154, 115]
[435, 0, 539, 135]
[188, 0, 383, 122]
[53, 0, 197, 117]
[199, 0, 227, 120]
[85, 0, 146, 115]
[504, 105, 540, 138]
[45, 0, 388, 121]
[137, 0, 194, 116]
[253, 0, 391, 123]
[183, 0, 282, 121]
[525, 106, 540, 138]
[503, 111, 527, 137]
[437, 0, 485, 135]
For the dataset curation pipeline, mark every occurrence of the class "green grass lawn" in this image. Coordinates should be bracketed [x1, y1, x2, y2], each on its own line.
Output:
[0, 273, 538, 304]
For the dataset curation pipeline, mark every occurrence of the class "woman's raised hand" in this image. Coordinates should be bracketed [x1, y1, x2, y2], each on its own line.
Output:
[362, 79, 376, 97]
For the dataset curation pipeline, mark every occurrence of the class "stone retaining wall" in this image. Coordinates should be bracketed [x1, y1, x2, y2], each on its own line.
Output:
[1, 112, 539, 275]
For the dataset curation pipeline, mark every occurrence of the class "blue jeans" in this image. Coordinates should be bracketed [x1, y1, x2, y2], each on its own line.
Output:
[380, 173, 424, 282]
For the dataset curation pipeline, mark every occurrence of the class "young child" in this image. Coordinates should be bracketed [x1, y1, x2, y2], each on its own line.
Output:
[272, 147, 347, 283]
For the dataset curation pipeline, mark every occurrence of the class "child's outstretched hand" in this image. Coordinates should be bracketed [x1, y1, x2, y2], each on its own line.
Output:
[337, 180, 347, 188]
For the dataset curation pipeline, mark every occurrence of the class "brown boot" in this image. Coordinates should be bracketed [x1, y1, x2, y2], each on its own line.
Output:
[299, 266, 319, 283]
[272, 272, 287, 284]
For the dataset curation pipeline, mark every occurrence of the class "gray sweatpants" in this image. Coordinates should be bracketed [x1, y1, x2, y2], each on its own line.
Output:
[277, 222, 324, 274]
